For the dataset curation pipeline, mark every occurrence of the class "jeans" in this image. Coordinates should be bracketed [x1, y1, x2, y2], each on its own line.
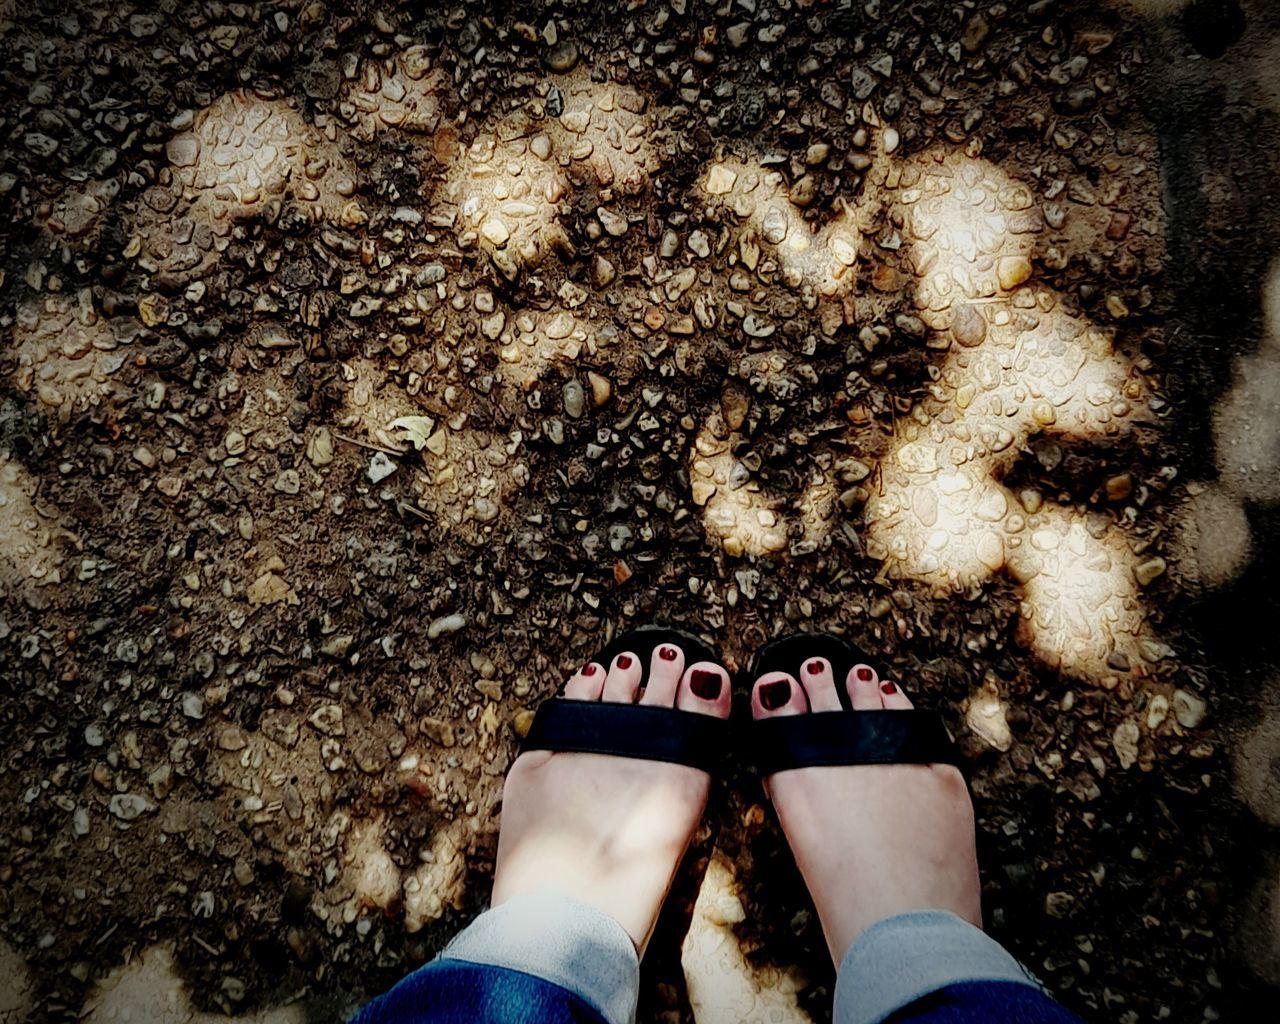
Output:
[355, 892, 1084, 1024]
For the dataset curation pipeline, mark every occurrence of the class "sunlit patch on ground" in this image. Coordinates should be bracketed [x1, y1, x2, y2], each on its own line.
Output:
[134, 90, 362, 284]
[7, 292, 135, 417]
[681, 851, 811, 1024]
[0, 451, 63, 587]
[436, 67, 661, 280]
[0, 938, 33, 1024]
[80, 943, 304, 1023]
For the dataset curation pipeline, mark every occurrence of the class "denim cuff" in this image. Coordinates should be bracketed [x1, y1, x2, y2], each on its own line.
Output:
[441, 891, 640, 1024]
[834, 910, 1044, 1024]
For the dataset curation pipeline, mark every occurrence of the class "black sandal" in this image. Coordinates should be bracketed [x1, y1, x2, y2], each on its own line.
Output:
[746, 632, 959, 776]
[521, 626, 730, 773]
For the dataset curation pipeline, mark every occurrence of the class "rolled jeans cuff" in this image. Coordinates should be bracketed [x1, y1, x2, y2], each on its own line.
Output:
[440, 891, 640, 1024]
[834, 910, 1044, 1024]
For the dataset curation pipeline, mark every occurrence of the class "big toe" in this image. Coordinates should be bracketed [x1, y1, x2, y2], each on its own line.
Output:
[751, 671, 809, 718]
[675, 662, 732, 718]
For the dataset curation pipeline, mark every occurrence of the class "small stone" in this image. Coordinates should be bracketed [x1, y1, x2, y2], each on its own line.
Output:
[109, 793, 156, 821]
[513, 710, 536, 738]
[1112, 721, 1140, 769]
[1105, 473, 1132, 501]
[692, 480, 717, 506]
[308, 704, 344, 736]
[563, 379, 586, 419]
[706, 164, 738, 195]
[307, 427, 334, 467]
[530, 134, 552, 160]
[368, 452, 397, 483]
[762, 206, 788, 245]
[597, 207, 628, 236]
[166, 133, 200, 167]
[545, 40, 580, 72]
[1133, 557, 1166, 586]
[998, 256, 1033, 290]
[480, 217, 510, 246]
[1172, 689, 1207, 729]
[588, 372, 612, 406]
[951, 303, 987, 347]
[427, 613, 467, 639]
[688, 230, 711, 258]
[590, 255, 616, 287]
[181, 693, 205, 719]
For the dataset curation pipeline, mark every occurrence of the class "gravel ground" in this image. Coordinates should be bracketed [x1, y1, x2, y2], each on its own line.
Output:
[1, 1, 1278, 1021]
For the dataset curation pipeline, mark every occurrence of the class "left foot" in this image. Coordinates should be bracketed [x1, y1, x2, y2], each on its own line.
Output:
[491, 640, 732, 952]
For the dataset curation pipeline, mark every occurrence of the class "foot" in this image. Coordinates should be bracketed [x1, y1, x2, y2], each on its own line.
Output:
[751, 655, 982, 966]
[492, 641, 732, 953]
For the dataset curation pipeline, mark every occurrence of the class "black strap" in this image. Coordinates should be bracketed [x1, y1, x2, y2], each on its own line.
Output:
[751, 709, 959, 775]
[519, 626, 727, 773]
[523, 699, 728, 773]
[746, 631, 960, 775]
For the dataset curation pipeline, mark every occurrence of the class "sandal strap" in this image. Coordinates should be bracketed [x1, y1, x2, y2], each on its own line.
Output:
[520, 625, 727, 773]
[752, 709, 959, 775]
[747, 631, 960, 775]
[522, 700, 728, 772]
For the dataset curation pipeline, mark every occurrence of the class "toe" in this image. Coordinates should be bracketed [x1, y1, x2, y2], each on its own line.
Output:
[602, 650, 643, 703]
[639, 642, 685, 708]
[878, 678, 915, 710]
[564, 661, 606, 700]
[799, 656, 842, 712]
[846, 663, 882, 709]
[751, 671, 809, 718]
[675, 661, 732, 718]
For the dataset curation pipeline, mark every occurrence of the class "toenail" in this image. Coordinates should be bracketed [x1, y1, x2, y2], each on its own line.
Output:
[616, 655, 633, 670]
[582, 664, 598, 677]
[806, 659, 824, 675]
[690, 669, 722, 700]
[856, 667, 874, 682]
[658, 646, 678, 661]
[760, 679, 791, 710]
[881, 681, 897, 694]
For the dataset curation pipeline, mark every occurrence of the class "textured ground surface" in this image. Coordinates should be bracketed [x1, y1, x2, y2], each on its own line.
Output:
[2, 0, 1280, 1021]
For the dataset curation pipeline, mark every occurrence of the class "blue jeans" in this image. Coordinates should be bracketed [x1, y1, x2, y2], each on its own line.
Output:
[355, 892, 1083, 1024]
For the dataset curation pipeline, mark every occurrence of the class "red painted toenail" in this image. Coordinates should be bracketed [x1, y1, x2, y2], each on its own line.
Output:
[690, 669, 722, 700]
[856, 667, 874, 682]
[881, 681, 897, 694]
[760, 679, 791, 710]
[659, 646, 678, 661]
[806, 659, 824, 675]
[582, 664, 598, 677]
[616, 655, 633, 670]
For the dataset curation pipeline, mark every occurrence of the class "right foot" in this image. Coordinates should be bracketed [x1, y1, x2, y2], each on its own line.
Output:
[751, 655, 983, 965]
[493, 640, 732, 953]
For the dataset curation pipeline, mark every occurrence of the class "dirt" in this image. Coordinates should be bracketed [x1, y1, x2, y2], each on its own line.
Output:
[1, 0, 1278, 1021]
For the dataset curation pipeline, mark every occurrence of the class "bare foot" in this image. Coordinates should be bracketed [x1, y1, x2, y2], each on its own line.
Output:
[492, 641, 732, 953]
[751, 655, 982, 965]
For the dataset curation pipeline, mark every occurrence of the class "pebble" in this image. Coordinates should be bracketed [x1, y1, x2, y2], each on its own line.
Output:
[368, 452, 397, 483]
[481, 217, 510, 246]
[545, 40, 580, 72]
[427, 613, 467, 639]
[1133, 557, 1166, 586]
[706, 165, 738, 194]
[597, 207, 628, 236]
[588, 371, 613, 406]
[998, 256, 1033, 290]
[951, 303, 987, 347]
[1172, 690, 1207, 729]
[563, 379, 585, 419]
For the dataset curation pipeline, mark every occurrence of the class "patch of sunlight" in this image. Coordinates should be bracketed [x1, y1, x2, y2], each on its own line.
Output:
[135, 90, 362, 281]
[681, 850, 813, 1024]
[437, 67, 661, 280]
[0, 937, 33, 1024]
[82, 944, 305, 1024]
[8, 291, 129, 416]
[0, 451, 63, 587]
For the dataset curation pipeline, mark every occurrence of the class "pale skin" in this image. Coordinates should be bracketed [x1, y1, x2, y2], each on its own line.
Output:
[492, 640, 981, 964]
